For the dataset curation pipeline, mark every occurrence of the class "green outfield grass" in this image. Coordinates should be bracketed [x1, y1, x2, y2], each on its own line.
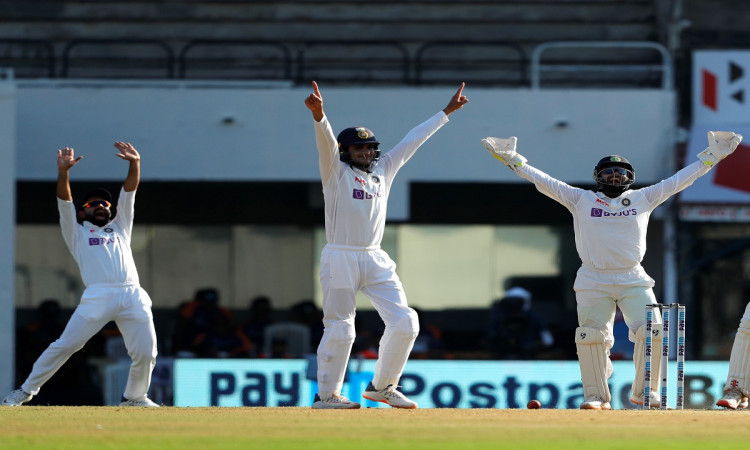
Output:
[0, 407, 747, 449]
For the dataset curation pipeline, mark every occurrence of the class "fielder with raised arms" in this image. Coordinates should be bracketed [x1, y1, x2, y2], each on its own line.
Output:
[304, 81, 468, 409]
[717, 301, 750, 409]
[481, 131, 743, 410]
[2, 142, 159, 407]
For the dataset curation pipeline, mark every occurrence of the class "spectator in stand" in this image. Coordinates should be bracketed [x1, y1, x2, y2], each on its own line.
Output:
[410, 307, 445, 359]
[172, 287, 233, 357]
[14, 299, 104, 405]
[486, 287, 554, 360]
[238, 295, 275, 357]
[290, 299, 324, 350]
[192, 310, 251, 358]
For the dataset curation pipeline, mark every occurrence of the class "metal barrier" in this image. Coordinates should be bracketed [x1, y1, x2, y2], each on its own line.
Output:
[414, 40, 527, 86]
[61, 38, 175, 78]
[0, 39, 54, 78]
[296, 40, 409, 85]
[530, 41, 673, 89]
[4, 38, 673, 87]
[177, 39, 292, 80]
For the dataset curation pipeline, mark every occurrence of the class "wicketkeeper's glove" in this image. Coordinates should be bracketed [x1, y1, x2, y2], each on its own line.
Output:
[481, 136, 527, 171]
[697, 131, 743, 166]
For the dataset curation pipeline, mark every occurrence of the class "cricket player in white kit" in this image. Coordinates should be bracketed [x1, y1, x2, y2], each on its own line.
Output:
[2, 142, 159, 407]
[304, 81, 468, 409]
[482, 130, 743, 410]
[716, 301, 750, 409]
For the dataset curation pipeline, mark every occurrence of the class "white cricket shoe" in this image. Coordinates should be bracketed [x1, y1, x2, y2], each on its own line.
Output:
[716, 388, 746, 410]
[120, 397, 160, 407]
[580, 395, 612, 410]
[362, 383, 417, 409]
[629, 391, 665, 409]
[1, 389, 33, 406]
[311, 393, 360, 409]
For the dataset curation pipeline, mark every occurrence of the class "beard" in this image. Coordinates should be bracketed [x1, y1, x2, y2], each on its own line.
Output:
[85, 210, 111, 227]
[598, 185, 628, 198]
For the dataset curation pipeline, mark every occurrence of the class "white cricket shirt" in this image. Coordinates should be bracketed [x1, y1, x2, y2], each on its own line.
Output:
[516, 160, 711, 270]
[58, 187, 140, 286]
[314, 111, 449, 247]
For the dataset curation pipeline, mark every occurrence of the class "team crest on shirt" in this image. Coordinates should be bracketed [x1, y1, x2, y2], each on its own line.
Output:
[621, 198, 631, 206]
[371, 175, 380, 184]
[104, 227, 114, 233]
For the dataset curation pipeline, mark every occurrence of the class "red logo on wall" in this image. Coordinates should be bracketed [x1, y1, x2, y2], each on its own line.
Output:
[702, 69, 717, 111]
[701, 61, 745, 113]
[714, 143, 750, 193]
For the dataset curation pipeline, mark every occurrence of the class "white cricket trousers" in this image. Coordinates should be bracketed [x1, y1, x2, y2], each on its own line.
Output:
[317, 244, 419, 394]
[574, 265, 661, 347]
[22, 284, 158, 402]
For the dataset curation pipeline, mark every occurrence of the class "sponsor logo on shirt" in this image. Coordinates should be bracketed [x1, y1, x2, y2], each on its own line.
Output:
[595, 198, 610, 207]
[355, 176, 367, 186]
[591, 208, 638, 217]
[89, 236, 120, 245]
[352, 188, 382, 200]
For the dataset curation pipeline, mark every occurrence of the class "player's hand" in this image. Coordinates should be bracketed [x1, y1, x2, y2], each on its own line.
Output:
[443, 82, 469, 116]
[709, 131, 743, 155]
[481, 136, 527, 171]
[698, 131, 743, 166]
[304, 81, 324, 122]
[57, 147, 83, 170]
[114, 141, 140, 161]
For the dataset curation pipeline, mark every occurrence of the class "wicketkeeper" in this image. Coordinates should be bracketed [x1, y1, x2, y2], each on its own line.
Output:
[482, 130, 743, 409]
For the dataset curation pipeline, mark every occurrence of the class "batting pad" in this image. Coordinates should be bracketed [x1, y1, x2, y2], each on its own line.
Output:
[631, 324, 662, 400]
[724, 319, 750, 395]
[575, 327, 611, 402]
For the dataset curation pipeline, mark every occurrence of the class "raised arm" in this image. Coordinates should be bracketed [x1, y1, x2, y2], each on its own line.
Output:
[442, 82, 469, 117]
[114, 141, 141, 192]
[642, 130, 744, 207]
[304, 81, 325, 122]
[57, 147, 83, 201]
[481, 136, 583, 208]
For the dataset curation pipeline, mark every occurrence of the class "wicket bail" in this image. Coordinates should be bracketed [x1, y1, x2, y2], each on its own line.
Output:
[643, 303, 685, 410]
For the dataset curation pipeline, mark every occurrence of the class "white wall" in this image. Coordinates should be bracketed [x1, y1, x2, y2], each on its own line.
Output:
[1, 75, 16, 394]
[16, 81, 676, 220]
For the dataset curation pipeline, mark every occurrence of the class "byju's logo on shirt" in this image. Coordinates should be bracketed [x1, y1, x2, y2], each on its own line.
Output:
[352, 188, 372, 200]
[352, 189, 383, 200]
[591, 208, 638, 217]
[89, 236, 119, 245]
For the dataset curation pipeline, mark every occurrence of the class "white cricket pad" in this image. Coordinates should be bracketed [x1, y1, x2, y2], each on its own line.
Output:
[724, 318, 750, 395]
[631, 324, 662, 401]
[575, 327, 611, 402]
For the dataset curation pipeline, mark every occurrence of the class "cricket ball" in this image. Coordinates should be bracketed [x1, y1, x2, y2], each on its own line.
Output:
[527, 399, 542, 409]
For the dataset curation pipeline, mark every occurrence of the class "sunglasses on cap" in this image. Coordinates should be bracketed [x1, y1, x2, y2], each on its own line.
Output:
[82, 200, 111, 208]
